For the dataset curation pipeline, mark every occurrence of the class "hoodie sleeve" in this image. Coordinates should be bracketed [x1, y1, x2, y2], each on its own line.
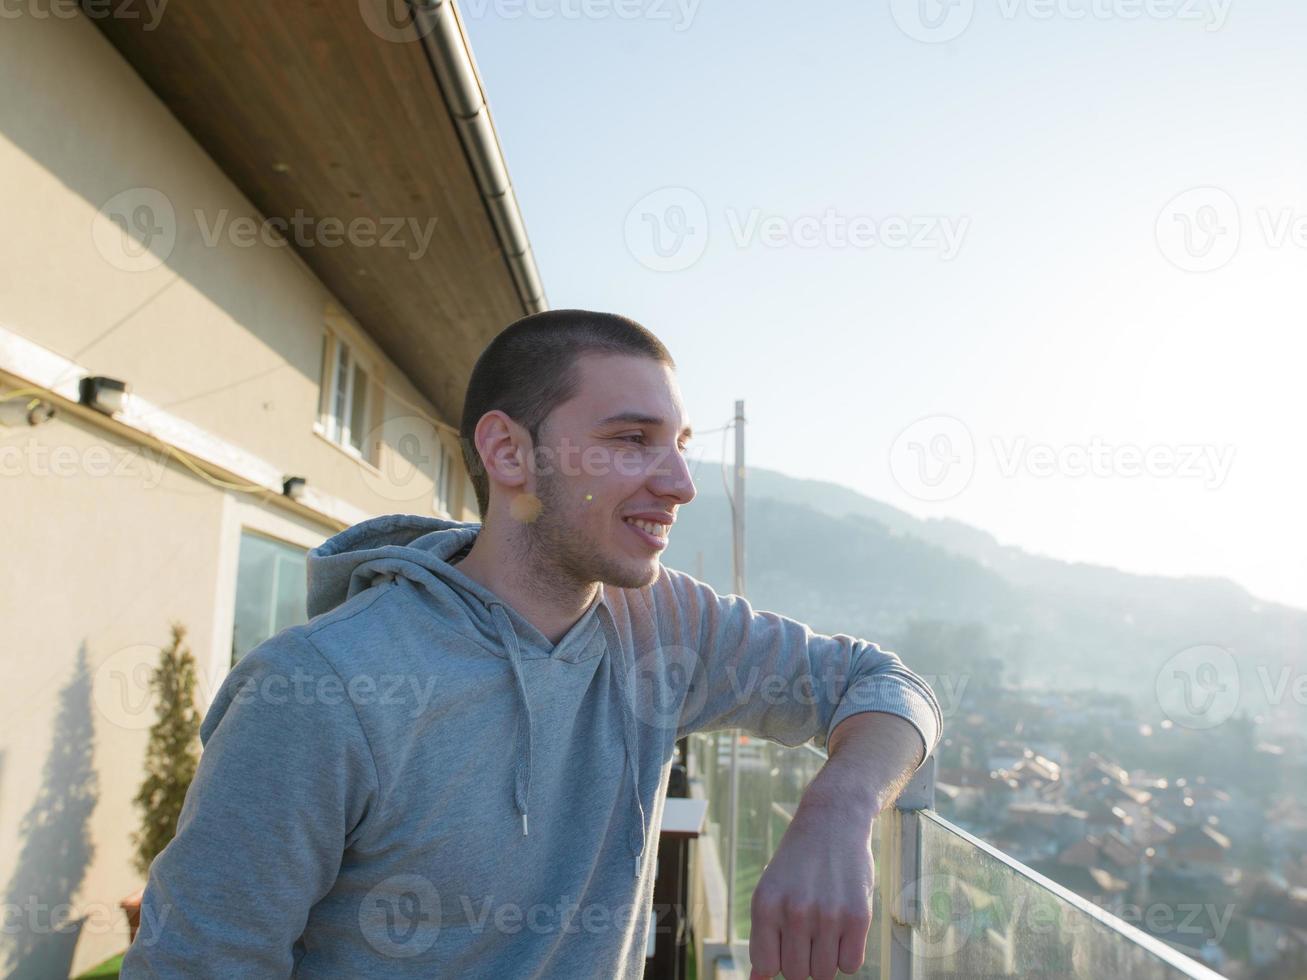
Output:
[120, 628, 379, 979]
[664, 568, 942, 763]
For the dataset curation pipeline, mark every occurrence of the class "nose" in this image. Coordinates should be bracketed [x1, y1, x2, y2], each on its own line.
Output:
[649, 445, 697, 506]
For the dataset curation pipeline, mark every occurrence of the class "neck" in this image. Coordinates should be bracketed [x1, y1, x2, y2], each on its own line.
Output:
[454, 521, 599, 646]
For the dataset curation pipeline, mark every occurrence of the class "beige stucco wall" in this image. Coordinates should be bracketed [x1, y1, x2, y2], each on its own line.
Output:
[0, 411, 278, 975]
[0, 5, 477, 529]
[0, 10, 486, 977]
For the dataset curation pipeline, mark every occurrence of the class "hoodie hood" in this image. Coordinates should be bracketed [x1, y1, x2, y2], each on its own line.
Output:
[306, 514, 648, 877]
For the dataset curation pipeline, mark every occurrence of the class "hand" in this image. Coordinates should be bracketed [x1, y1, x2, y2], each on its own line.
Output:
[747, 803, 875, 980]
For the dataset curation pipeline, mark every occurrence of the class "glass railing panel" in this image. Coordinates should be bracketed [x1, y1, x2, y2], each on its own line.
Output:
[912, 812, 1228, 980]
[688, 732, 885, 978]
[728, 736, 827, 940]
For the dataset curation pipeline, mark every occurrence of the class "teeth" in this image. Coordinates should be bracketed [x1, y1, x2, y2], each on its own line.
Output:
[625, 517, 667, 538]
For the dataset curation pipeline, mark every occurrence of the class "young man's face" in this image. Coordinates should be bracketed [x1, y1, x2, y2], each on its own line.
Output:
[526, 352, 697, 590]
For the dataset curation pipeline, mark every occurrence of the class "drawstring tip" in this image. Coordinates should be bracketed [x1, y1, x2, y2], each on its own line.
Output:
[521, 812, 529, 836]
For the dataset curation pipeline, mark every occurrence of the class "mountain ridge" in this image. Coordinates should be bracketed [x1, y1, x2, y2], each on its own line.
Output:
[662, 464, 1305, 722]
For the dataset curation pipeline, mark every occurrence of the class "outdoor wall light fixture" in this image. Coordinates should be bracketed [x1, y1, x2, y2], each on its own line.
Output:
[0, 397, 55, 427]
[78, 375, 128, 415]
[282, 476, 307, 500]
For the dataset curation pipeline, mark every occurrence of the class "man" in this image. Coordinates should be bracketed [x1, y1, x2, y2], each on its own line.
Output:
[122, 310, 942, 980]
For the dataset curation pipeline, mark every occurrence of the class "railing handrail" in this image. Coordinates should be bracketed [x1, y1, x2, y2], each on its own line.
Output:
[692, 733, 1233, 980]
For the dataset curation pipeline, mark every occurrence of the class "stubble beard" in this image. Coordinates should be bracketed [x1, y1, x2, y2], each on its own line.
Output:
[522, 466, 659, 594]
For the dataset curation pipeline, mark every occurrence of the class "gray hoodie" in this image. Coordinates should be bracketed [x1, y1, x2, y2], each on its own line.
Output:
[121, 514, 942, 979]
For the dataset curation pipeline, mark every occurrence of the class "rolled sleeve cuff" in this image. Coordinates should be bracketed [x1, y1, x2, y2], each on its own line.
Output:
[821, 675, 943, 766]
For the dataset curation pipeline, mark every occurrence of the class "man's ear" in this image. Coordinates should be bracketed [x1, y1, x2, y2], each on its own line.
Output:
[474, 410, 532, 492]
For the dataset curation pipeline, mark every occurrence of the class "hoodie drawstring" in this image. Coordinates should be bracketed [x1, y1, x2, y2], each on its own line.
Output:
[598, 602, 647, 880]
[490, 602, 534, 839]
[488, 598, 647, 880]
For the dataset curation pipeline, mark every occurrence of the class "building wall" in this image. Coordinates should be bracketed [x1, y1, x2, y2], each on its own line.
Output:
[0, 11, 485, 977]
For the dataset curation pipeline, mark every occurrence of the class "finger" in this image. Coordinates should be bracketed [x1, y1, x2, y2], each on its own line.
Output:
[749, 916, 782, 978]
[780, 927, 813, 980]
[838, 920, 871, 976]
[810, 924, 841, 980]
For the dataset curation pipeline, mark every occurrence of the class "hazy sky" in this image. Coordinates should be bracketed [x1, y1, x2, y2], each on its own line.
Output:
[460, 0, 1305, 610]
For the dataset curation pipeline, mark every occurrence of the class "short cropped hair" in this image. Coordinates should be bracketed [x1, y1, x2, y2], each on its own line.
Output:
[459, 309, 675, 518]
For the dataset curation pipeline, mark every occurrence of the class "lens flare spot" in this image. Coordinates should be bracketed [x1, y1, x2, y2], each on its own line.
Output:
[510, 492, 543, 523]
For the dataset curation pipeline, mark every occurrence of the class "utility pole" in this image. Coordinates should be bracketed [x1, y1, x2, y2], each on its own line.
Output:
[726, 399, 745, 946]
[732, 399, 746, 597]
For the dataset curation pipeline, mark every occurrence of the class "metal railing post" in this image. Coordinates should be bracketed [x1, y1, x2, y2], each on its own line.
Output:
[725, 730, 740, 946]
[881, 754, 936, 980]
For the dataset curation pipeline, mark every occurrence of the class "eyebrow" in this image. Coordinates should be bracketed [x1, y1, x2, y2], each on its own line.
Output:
[597, 412, 694, 440]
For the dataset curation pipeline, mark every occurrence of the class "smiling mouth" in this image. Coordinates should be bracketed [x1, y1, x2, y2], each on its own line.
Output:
[622, 516, 669, 548]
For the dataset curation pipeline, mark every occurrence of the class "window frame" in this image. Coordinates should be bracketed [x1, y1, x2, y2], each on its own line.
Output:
[433, 435, 456, 517]
[230, 527, 311, 669]
[316, 326, 378, 466]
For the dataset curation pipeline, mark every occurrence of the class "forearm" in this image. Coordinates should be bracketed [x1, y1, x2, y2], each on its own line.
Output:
[796, 710, 926, 824]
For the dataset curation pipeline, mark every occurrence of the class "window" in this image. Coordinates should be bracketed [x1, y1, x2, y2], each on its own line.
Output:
[231, 530, 309, 667]
[434, 437, 455, 516]
[464, 473, 478, 521]
[318, 328, 375, 463]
